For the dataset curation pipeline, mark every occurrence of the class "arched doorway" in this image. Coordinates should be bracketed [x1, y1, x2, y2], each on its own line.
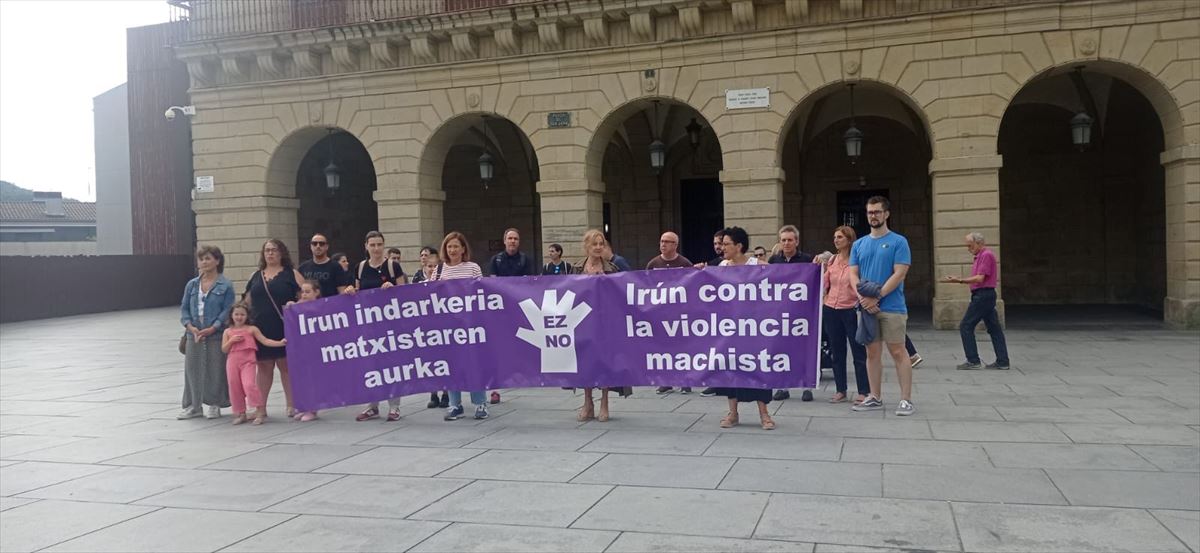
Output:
[781, 83, 934, 307]
[597, 99, 722, 266]
[999, 66, 1166, 320]
[437, 115, 540, 270]
[295, 130, 378, 262]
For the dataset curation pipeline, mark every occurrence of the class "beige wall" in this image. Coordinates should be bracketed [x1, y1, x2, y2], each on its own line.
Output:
[0, 241, 98, 257]
[180, 0, 1200, 328]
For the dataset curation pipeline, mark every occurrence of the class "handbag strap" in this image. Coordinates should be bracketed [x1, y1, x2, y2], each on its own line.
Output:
[260, 271, 285, 320]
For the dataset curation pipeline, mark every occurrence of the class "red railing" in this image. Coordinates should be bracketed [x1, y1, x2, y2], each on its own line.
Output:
[169, 0, 542, 42]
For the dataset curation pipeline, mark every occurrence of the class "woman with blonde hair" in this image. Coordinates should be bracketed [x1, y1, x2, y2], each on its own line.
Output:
[572, 229, 631, 422]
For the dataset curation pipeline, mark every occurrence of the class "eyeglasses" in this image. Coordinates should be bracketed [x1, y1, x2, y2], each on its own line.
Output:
[263, 248, 279, 253]
[310, 241, 327, 246]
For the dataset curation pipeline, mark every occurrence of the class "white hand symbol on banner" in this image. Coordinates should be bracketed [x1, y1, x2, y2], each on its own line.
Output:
[516, 290, 592, 374]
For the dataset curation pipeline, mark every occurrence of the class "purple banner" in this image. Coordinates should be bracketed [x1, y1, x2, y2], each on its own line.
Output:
[284, 263, 823, 411]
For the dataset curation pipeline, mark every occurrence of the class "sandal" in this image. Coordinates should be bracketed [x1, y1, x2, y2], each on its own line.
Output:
[386, 409, 401, 422]
[760, 415, 776, 430]
[231, 414, 247, 425]
[286, 408, 297, 418]
[299, 411, 318, 422]
[829, 392, 847, 404]
[577, 405, 595, 422]
[252, 414, 265, 425]
[853, 394, 867, 405]
[597, 407, 609, 422]
[356, 408, 379, 422]
[720, 412, 739, 428]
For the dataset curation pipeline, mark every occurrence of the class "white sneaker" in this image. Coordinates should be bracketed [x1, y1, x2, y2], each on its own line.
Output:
[205, 406, 221, 419]
[895, 400, 915, 416]
[177, 408, 201, 420]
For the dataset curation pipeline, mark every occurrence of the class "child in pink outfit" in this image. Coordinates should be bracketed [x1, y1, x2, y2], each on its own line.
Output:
[222, 302, 286, 425]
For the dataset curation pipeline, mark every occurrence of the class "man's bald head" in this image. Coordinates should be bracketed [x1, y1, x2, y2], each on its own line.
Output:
[659, 232, 681, 258]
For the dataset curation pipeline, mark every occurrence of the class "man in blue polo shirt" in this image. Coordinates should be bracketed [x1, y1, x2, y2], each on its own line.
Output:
[848, 196, 916, 416]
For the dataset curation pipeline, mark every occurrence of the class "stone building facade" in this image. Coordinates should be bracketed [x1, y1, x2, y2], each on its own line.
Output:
[173, 0, 1200, 329]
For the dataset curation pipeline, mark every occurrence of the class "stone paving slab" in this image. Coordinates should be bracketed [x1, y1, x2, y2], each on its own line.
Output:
[409, 522, 617, 553]
[264, 475, 470, 519]
[1151, 510, 1200, 553]
[0, 499, 156, 553]
[754, 494, 960, 551]
[1046, 469, 1200, 510]
[606, 532, 814, 552]
[1, 308, 1197, 552]
[573, 486, 769, 538]
[437, 449, 604, 482]
[410, 480, 611, 527]
[882, 464, 1068, 505]
[222, 515, 448, 552]
[571, 452, 735, 489]
[41, 507, 295, 553]
[952, 503, 1191, 552]
[20, 466, 210, 504]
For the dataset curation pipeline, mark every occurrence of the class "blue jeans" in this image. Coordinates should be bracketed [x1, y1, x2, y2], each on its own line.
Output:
[824, 306, 868, 395]
[448, 390, 485, 407]
[960, 288, 1009, 365]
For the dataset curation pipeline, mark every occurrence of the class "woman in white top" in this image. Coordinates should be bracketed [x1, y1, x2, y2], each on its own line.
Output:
[713, 226, 775, 430]
[435, 231, 490, 421]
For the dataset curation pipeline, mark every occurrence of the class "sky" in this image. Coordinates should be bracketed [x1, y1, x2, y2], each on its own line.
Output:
[0, 0, 172, 201]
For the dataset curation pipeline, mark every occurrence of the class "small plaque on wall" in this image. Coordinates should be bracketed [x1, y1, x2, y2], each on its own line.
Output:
[547, 112, 572, 128]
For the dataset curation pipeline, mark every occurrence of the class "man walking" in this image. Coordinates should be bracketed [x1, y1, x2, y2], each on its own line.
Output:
[848, 196, 916, 416]
[298, 233, 352, 297]
[944, 232, 1010, 370]
[648, 231, 693, 395]
[490, 228, 534, 277]
[768, 225, 815, 402]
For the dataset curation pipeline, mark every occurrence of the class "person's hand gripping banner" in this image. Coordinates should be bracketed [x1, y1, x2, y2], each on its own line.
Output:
[516, 290, 592, 374]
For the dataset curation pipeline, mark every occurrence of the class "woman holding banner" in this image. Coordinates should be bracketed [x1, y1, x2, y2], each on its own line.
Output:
[573, 229, 633, 422]
[353, 231, 407, 422]
[713, 226, 776, 430]
[434, 231, 490, 421]
[243, 239, 305, 419]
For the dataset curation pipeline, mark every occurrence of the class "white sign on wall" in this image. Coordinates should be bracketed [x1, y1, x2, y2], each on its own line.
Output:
[725, 88, 770, 109]
[195, 176, 214, 193]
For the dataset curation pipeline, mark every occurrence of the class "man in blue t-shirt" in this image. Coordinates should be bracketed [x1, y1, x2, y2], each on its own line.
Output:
[848, 196, 916, 417]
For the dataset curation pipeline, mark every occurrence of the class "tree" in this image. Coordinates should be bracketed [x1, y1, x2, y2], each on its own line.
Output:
[0, 180, 34, 201]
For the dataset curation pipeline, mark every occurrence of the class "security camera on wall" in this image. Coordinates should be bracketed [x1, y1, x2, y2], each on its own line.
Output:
[164, 109, 176, 121]
[164, 105, 196, 121]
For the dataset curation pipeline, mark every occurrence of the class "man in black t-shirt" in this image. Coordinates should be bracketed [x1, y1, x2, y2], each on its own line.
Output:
[298, 233, 352, 298]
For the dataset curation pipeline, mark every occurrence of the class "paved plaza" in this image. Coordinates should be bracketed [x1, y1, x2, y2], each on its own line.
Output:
[0, 307, 1197, 552]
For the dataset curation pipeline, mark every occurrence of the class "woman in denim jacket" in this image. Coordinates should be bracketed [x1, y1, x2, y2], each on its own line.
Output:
[178, 245, 234, 419]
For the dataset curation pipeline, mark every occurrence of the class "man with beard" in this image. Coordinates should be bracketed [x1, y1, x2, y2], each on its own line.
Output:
[848, 196, 916, 416]
[298, 233, 352, 298]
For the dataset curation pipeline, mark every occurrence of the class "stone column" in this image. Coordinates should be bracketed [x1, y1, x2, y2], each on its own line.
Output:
[719, 167, 784, 251]
[1162, 144, 1200, 329]
[375, 181, 446, 261]
[536, 178, 605, 258]
[930, 155, 1003, 330]
[193, 195, 299, 285]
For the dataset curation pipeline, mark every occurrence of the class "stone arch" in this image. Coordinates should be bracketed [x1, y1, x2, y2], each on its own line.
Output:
[584, 94, 726, 186]
[775, 79, 935, 169]
[997, 57, 1192, 324]
[416, 110, 541, 269]
[1002, 58, 1189, 153]
[262, 125, 378, 259]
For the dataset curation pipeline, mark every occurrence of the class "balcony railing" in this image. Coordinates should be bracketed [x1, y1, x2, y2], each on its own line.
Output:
[168, 0, 542, 42]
